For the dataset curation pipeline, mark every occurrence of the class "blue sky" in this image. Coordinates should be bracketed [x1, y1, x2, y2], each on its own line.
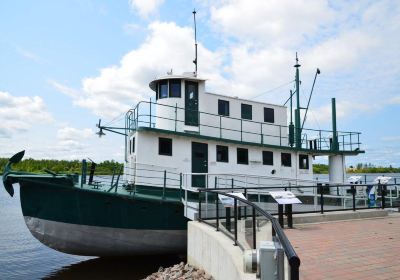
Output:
[0, 0, 399, 167]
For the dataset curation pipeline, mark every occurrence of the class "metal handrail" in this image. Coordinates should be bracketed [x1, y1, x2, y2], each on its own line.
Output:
[126, 100, 362, 152]
[198, 189, 300, 280]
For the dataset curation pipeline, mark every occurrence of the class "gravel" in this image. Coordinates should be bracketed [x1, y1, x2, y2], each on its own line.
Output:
[142, 262, 214, 280]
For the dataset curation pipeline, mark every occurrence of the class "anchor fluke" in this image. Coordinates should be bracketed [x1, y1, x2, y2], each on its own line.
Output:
[2, 150, 25, 197]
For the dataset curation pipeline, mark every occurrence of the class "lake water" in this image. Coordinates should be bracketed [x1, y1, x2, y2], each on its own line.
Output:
[0, 181, 183, 280]
[1, 173, 398, 279]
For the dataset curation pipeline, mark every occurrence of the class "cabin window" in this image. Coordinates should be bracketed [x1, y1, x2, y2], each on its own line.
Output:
[237, 148, 248, 165]
[216, 145, 229, 162]
[169, 79, 181, 97]
[218, 100, 230, 116]
[159, 81, 168, 99]
[299, 154, 309, 169]
[281, 153, 292, 167]
[159, 137, 172, 156]
[262, 151, 273, 165]
[264, 107, 274, 123]
[241, 104, 252, 120]
[132, 137, 135, 153]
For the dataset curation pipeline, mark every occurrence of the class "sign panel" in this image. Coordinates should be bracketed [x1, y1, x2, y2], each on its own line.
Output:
[269, 191, 302, 205]
[218, 192, 247, 207]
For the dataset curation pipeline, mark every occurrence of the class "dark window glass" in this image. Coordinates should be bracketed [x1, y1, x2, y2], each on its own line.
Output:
[159, 81, 168, 99]
[262, 151, 273, 165]
[281, 153, 292, 167]
[264, 107, 274, 123]
[216, 145, 229, 162]
[299, 154, 309, 169]
[132, 137, 135, 153]
[241, 104, 252, 120]
[237, 148, 248, 165]
[169, 79, 181, 97]
[218, 100, 230, 116]
[159, 137, 172, 156]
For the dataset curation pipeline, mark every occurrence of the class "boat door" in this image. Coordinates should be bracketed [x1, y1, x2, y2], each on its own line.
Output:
[191, 142, 208, 188]
[185, 81, 199, 126]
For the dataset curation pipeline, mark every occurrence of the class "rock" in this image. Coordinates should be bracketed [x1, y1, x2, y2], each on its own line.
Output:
[158, 266, 164, 272]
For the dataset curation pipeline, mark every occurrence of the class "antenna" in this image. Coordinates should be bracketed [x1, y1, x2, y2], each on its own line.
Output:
[192, 9, 198, 76]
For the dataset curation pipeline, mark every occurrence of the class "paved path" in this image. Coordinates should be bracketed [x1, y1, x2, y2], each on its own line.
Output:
[285, 215, 400, 280]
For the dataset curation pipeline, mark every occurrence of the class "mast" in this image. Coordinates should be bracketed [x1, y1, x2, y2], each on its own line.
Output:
[192, 9, 198, 76]
[294, 53, 301, 148]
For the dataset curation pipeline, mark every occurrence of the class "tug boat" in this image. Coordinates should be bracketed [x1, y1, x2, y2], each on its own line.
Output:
[2, 52, 363, 256]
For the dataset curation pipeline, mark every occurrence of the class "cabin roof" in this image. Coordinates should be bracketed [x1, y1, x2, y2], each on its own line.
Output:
[149, 73, 206, 91]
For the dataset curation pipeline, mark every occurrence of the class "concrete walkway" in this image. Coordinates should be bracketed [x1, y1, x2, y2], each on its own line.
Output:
[285, 214, 400, 280]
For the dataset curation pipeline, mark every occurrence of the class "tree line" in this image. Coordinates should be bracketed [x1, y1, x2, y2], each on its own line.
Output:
[0, 158, 123, 175]
[313, 163, 400, 174]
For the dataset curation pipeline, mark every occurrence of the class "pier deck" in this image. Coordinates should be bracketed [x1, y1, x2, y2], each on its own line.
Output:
[285, 214, 400, 280]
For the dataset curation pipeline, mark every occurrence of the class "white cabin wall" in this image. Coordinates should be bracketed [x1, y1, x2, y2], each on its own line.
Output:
[132, 130, 314, 188]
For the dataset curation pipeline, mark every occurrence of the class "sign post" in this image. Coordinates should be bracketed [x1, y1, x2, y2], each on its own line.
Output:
[269, 191, 302, 228]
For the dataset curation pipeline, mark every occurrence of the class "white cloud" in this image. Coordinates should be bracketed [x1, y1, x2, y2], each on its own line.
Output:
[57, 126, 93, 141]
[15, 46, 43, 63]
[55, 21, 226, 118]
[129, 0, 164, 18]
[0, 91, 53, 138]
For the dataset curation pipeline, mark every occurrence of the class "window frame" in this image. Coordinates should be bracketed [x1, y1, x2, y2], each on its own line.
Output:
[262, 151, 274, 166]
[169, 79, 181, 98]
[299, 154, 309, 169]
[158, 80, 168, 99]
[216, 145, 229, 163]
[281, 152, 292, 167]
[237, 148, 249, 165]
[218, 99, 230, 116]
[264, 107, 274, 123]
[158, 137, 172, 156]
[131, 137, 135, 154]
[241, 103, 252, 120]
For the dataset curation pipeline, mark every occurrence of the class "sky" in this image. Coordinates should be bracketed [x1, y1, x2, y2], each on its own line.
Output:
[0, 0, 399, 166]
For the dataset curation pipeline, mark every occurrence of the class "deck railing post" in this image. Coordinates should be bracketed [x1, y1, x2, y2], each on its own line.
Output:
[240, 119, 243, 141]
[234, 199, 238, 246]
[175, 103, 178, 131]
[380, 181, 386, 209]
[179, 173, 182, 198]
[320, 184, 324, 214]
[260, 123, 263, 144]
[219, 115, 222, 138]
[198, 190, 202, 221]
[252, 207, 256, 249]
[279, 125, 282, 146]
[214, 176, 217, 189]
[149, 99, 152, 127]
[216, 194, 219, 231]
[162, 170, 166, 200]
[231, 178, 234, 189]
[351, 185, 356, 211]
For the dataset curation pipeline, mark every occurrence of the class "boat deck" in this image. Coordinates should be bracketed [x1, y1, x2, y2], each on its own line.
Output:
[285, 213, 400, 280]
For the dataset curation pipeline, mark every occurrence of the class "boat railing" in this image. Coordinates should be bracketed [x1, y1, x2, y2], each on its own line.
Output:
[126, 101, 362, 153]
[197, 188, 301, 280]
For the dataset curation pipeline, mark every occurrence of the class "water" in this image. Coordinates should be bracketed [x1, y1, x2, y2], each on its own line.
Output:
[0, 182, 183, 280]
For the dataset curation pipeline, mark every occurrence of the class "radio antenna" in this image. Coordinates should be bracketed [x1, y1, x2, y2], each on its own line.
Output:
[192, 9, 198, 76]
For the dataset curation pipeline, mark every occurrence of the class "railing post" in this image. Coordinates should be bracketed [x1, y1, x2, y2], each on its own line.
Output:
[380, 182, 386, 209]
[319, 130, 322, 150]
[240, 119, 243, 141]
[214, 176, 217, 189]
[252, 207, 256, 249]
[149, 99, 152, 127]
[320, 184, 324, 214]
[279, 125, 282, 146]
[179, 173, 182, 198]
[175, 103, 178, 132]
[231, 178, 234, 189]
[81, 159, 87, 187]
[234, 199, 238, 246]
[162, 170, 166, 200]
[219, 115, 222, 138]
[260, 123, 263, 144]
[198, 190, 202, 221]
[216, 194, 219, 231]
[287, 204, 293, 228]
[278, 204, 284, 228]
[351, 185, 356, 211]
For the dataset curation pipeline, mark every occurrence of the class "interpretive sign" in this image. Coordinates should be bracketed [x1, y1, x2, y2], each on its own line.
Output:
[269, 191, 301, 205]
[218, 192, 247, 207]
